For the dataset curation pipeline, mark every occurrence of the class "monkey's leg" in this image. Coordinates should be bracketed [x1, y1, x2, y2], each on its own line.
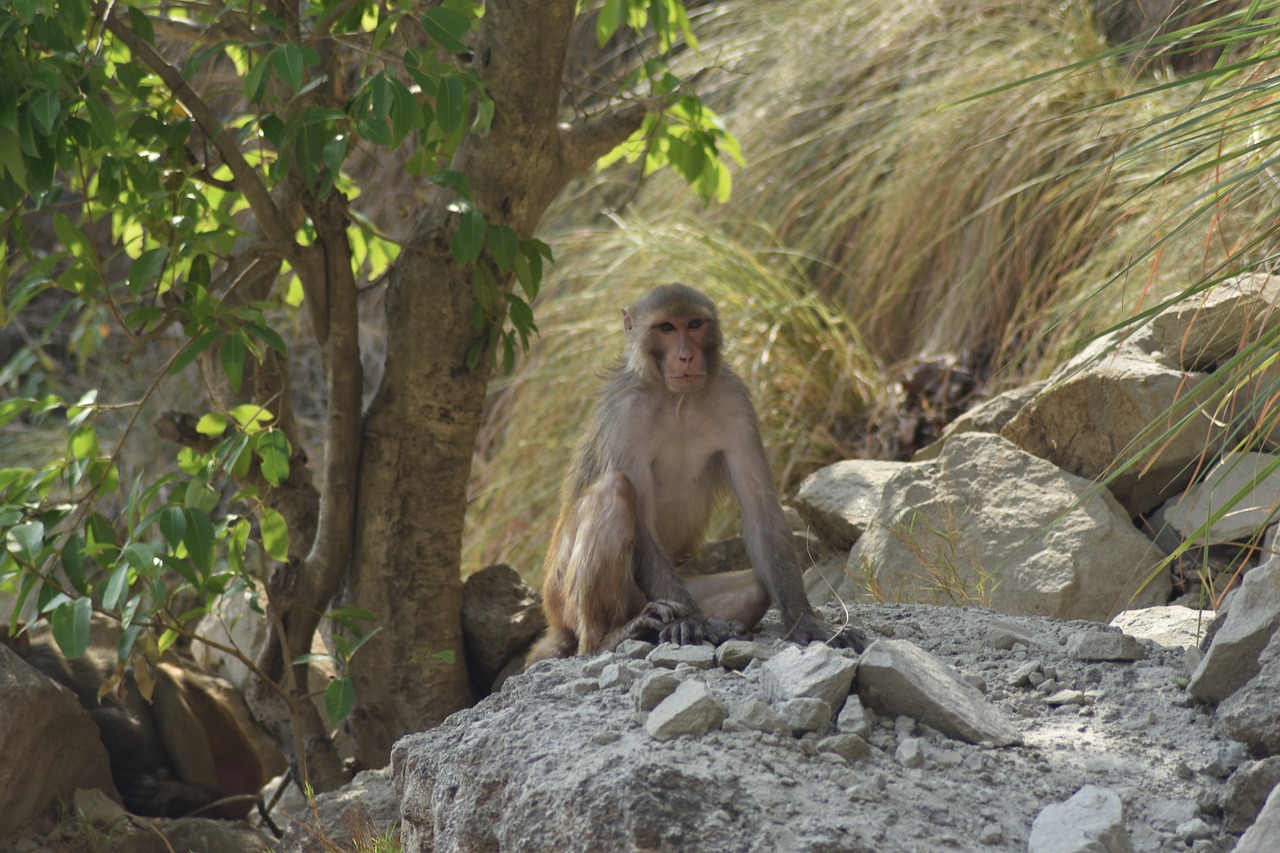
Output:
[564, 473, 648, 655]
[683, 570, 769, 628]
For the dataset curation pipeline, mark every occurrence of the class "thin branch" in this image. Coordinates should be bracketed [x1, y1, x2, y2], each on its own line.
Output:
[100, 5, 293, 245]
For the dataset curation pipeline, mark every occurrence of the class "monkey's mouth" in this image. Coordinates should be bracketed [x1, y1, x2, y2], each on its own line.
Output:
[667, 373, 707, 391]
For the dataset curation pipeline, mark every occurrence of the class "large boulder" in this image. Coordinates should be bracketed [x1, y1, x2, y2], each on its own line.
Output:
[0, 643, 119, 838]
[1159, 451, 1280, 545]
[461, 564, 546, 694]
[836, 432, 1168, 621]
[793, 460, 907, 551]
[1187, 559, 1280, 703]
[1001, 328, 1223, 516]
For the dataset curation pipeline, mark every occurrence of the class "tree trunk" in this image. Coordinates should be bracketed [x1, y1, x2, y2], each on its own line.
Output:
[340, 0, 645, 766]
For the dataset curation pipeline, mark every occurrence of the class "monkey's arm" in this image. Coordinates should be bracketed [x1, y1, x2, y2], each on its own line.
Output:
[725, 417, 867, 650]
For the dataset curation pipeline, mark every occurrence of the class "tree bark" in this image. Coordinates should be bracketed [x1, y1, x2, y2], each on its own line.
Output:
[340, 0, 645, 766]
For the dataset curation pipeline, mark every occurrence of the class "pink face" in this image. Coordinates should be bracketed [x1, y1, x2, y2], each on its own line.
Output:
[652, 316, 714, 393]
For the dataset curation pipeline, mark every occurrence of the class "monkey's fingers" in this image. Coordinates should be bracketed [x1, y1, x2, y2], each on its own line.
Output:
[638, 598, 689, 625]
[827, 624, 868, 653]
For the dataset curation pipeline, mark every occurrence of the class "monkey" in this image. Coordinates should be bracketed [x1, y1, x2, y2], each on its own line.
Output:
[4, 619, 270, 820]
[527, 284, 866, 663]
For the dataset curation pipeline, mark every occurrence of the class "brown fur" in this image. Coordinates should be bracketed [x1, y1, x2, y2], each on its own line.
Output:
[528, 284, 865, 663]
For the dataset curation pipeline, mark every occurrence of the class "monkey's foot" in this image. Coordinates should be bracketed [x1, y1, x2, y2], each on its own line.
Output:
[786, 617, 868, 653]
[658, 615, 746, 647]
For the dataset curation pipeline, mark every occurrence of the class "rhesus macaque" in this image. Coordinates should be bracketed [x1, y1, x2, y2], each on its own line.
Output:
[528, 284, 865, 662]
[4, 622, 268, 819]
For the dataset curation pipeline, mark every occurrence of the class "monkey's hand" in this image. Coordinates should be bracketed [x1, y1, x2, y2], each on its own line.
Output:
[786, 616, 868, 653]
[659, 615, 746, 647]
[622, 598, 691, 642]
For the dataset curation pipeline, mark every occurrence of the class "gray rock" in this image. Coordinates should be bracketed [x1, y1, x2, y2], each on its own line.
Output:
[1220, 627, 1280, 754]
[819, 733, 870, 762]
[794, 459, 908, 550]
[647, 642, 716, 670]
[1224, 758, 1280, 833]
[715, 639, 777, 670]
[727, 698, 790, 735]
[1237, 780, 1280, 853]
[0, 645, 119, 838]
[857, 639, 1021, 746]
[461, 564, 547, 694]
[843, 433, 1168, 621]
[896, 737, 925, 768]
[914, 381, 1047, 461]
[1110, 606, 1214, 649]
[1066, 629, 1147, 662]
[645, 680, 725, 740]
[1028, 785, 1134, 853]
[615, 638, 655, 659]
[1162, 452, 1280, 545]
[760, 644, 858, 709]
[1150, 273, 1280, 370]
[776, 697, 833, 734]
[836, 694, 874, 739]
[632, 669, 683, 712]
[1002, 326, 1225, 515]
[1188, 559, 1280, 702]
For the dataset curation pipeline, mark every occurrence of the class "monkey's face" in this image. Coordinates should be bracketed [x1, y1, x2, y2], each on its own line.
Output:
[649, 315, 719, 393]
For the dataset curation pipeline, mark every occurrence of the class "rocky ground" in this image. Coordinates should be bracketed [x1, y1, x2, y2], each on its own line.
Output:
[383, 602, 1276, 853]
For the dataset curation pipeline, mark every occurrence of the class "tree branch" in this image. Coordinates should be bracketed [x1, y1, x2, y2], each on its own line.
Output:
[101, 6, 293, 245]
[559, 103, 649, 177]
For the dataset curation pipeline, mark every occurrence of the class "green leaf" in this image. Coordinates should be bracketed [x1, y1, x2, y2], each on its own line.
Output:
[169, 330, 222, 377]
[245, 322, 288, 357]
[62, 534, 86, 593]
[122, 542, 156, 576]
[30, 91, 60, 137]
[71, 425, 98, 460]
[596, 0, 625, 46]
[84, 97, 117, 145]
[196, 413, 228, 437]
[271, 44, 307, 92]
[7, 520, 44, 563]
[260, 507, 289, 562]
[325, 677, 356, 725]
[435, 77, 465, 136]
[421, 7, 472, 53]
[126, 248, 168, 294]
[487, 225, 517, 275]
[159, 506, 187, 550]
[51, 597, 92, 659]
[182, 507, 216, 577]
[255, 430, 291, 487]
[102, 562, 131, 610]
[220, 334, 246, 391]
[451, 207, 485, 265]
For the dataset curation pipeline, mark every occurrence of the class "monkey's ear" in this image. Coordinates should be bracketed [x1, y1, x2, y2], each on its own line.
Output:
[622, 307, 634, 334]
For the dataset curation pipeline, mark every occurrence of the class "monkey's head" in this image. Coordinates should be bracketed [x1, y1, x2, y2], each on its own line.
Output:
[622, 284, 722, 394]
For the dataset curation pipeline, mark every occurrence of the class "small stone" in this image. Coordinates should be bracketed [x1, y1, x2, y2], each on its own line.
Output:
[582, 653, 613, 676]
[598, 663, 634, 690]
[836, 695, 874, 739]
[561, 678, 599, 696]
[615, 639, 655, 659]
[727, 699, 789, 736]
[1011, 660, 1043, 687]
[818, 734, 870, 762]
[633, 669, 682, 712]
[1044, 689, 1089, 706]
[645, 680, 725, 740]
[715, 639, 777, 670]
[777, 697, 833, 734]
[647, 642, 716, 669]
[979, 823, 1003, 845]
[590, 731, 622, 745]
[1067, 630, 1147, 662]
[896, 737, 925, 768]
[1177, 818, 1214, 842]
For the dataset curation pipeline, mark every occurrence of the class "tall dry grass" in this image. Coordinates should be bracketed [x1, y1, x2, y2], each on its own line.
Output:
[465, 0, 1280, 577]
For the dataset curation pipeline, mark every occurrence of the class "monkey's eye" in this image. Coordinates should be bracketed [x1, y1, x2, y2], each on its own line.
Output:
[658, 322, 676, 332]
[688, 319, 703, 330]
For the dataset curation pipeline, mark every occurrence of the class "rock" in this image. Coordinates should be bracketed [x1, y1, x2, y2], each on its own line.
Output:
[793, 459, 908, 550]
[836, 694, 874, 739]
[1223, 758, 1280, 833]
[192, 584, 268, 689]
[461, 564, 546, 695]
[856, 639, 1021, 746]
[1028, 785, 1134, 853]
[819, 733, 870, 762]
[1150, 273, 1280, 371]
[1188, 559, 1280, 702]
[1066, 629, 1147, 662]
[645, 680, 724, 740]
[1220, 628, 1280, 754]
[840, 433, 1168, 621]
[727, 698, 790, 735]
[0, 644, 119, 838]
[647, 642, 716, 670]
[279, 767, 399, 853]
[1110, 606, 1214, 649]
[632, 669, 683, 712]
[914, 381, 1046, 461]
[615, 638, 655, 659]
[896, 737, 925, 768]
[1161, 452, 1280, 545]
[715, 639, 777, 670]
[776, 697, 833, 734]
[1236, 779, 1280, 853]
[1002, 327, 1224, 516]
[760, 644, 858, 709]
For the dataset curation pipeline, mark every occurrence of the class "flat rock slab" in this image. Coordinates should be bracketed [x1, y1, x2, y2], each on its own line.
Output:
[856, 638, 1021, 746]
[1028, 785, 1134, 853]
